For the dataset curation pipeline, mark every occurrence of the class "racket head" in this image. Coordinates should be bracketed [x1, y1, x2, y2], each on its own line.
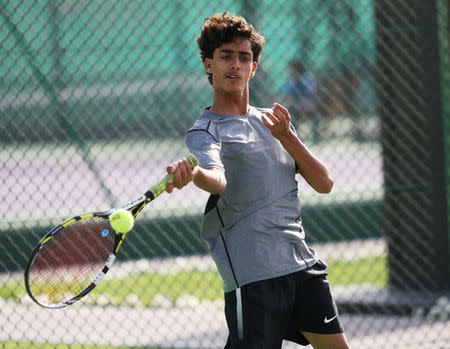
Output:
[24, 154, 198, 308]
[24, 211, 122, 308]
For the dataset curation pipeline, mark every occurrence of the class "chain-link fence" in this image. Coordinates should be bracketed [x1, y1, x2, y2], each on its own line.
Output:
[1, 0, 449, 348]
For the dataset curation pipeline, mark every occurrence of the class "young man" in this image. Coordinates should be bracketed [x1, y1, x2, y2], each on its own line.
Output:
[165, 12, 350, 349]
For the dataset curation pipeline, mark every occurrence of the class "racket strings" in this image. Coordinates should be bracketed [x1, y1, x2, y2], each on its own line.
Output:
[28, 217, 115, 305]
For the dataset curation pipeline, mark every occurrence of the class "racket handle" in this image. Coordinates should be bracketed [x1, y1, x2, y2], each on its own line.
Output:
[186, 153, 199, 169]
[148, 154, 199, 199]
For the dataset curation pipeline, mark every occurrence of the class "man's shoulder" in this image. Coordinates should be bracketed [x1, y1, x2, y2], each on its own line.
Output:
[186, 109, 220, 143]
[250, 105, 270, 114]
[188, 109, 214, 130]
[187, 106, 269, 136]
[248, 106, 275, 123]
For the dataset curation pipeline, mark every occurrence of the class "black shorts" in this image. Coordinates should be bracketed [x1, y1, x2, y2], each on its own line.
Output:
[223, 260, 343, 348]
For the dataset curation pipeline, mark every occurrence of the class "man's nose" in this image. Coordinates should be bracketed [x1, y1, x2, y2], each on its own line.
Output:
[230, 57, 240, 70]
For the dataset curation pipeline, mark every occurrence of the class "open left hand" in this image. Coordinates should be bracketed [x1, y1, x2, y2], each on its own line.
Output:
[262, 103, 292, 141]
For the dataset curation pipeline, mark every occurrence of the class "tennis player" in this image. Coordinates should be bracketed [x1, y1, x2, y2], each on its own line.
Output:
[166, 12, 350, 349]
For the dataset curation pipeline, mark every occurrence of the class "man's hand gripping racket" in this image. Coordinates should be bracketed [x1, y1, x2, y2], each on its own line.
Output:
[24, 154, 198, 308]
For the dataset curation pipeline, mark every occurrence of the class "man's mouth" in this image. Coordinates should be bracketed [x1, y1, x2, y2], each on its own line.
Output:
[226, 73, 240, 80]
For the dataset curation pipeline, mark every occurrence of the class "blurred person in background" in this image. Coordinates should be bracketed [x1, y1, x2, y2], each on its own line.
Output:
[283, 59, 318, 125]
[318, 64, 360, 119]
[283, 59, 324, 142]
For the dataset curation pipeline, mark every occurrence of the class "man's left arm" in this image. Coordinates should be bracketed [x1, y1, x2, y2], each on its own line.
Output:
[262, 103, 334, 194]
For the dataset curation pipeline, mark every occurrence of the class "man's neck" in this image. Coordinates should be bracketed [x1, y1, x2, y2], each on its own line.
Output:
[210, 90, 249, 115]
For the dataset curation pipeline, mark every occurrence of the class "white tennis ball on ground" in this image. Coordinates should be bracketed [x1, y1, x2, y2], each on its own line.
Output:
[109, 208, 134, 233]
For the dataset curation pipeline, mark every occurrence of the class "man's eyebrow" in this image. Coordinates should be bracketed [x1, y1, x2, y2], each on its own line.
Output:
[218, 49, 252, 56]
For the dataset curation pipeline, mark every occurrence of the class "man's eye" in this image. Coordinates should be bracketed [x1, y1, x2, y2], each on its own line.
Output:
[241, 57, 250, 62]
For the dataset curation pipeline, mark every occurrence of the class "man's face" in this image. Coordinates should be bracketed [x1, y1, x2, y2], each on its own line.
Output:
[204, 37, 257, 94]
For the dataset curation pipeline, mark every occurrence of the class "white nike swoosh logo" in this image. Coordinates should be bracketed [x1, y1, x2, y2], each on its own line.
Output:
[324, 315, 337, 324]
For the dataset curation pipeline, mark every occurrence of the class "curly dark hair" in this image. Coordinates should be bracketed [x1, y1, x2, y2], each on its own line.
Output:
[197, 12, 265, 84]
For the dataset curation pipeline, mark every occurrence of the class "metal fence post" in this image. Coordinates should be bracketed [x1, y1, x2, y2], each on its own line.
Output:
[377, 0, 449, 291]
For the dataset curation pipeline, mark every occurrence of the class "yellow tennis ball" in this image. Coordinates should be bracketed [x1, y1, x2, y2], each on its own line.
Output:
[109, 209, 134, 233]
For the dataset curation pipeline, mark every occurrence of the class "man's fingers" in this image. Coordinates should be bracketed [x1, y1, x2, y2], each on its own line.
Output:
[263, 111, 279, 125]
[272, 103, 291, 123]
[176, 159, 188, 189]
[273, 103, 288, 115]
[262, 114, 272, 128]
[166, 158, 196, 192]
[166, 164, 176, 174]
[166, 181, 174, 193]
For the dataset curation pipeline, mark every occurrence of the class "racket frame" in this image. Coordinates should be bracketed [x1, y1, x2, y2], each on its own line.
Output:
[24, 211, 123, 308]
[24, 154, 198, 308]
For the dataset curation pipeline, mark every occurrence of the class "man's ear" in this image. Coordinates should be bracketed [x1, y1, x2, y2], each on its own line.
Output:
[204, 58, 212, 74]
[251, 61, 258, 77]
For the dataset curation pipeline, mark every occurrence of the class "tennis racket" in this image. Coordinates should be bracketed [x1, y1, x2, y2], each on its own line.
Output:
[24, 154, 198, 309]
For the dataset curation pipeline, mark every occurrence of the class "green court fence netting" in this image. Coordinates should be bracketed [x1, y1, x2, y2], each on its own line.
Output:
[0, 1, 448, 348]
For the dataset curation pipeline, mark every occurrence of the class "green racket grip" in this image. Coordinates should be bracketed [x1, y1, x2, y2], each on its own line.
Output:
[148, 154, 199, 199]
[186, 153, 199, 169]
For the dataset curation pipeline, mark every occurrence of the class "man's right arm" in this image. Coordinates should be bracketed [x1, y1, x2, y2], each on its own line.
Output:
[165, 158, 226, 195]
[184, 124, 225, 194]
[193, 167, 226, 194]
